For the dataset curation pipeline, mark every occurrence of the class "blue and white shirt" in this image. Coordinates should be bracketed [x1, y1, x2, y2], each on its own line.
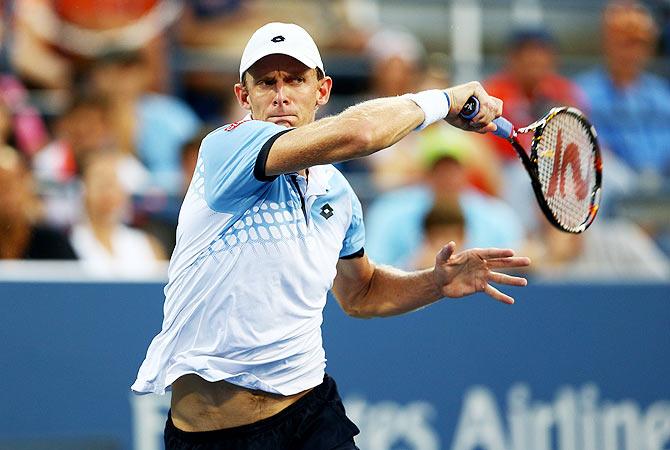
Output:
[575, 68, 670, 174]
[132, 118, 365, 396]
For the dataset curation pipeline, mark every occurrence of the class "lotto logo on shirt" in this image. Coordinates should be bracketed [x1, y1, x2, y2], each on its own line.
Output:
[320, 203, 334, 219]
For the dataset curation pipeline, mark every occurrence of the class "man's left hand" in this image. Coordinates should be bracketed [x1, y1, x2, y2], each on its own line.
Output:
[433, 242, 531, 304]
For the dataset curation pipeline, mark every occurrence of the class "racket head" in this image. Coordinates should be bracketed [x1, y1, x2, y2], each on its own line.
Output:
[523, 107, 602, 234]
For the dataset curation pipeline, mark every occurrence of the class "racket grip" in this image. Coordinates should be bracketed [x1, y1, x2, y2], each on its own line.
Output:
[459, 96, 514, 139]
[492, 117, 513, 139]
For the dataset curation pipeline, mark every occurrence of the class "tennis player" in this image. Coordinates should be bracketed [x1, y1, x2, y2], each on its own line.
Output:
[132, 22, 531, 450]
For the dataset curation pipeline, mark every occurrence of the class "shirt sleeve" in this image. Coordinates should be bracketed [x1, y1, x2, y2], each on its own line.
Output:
[201, 120, 291, 213]
[339, 186, 366, 258]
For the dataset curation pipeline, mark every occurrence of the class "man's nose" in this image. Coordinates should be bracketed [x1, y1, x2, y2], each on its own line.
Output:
[273, 81, 290, 105]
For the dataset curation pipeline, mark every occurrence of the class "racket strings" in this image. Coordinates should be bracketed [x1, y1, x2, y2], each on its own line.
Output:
[535, 112, 597, 231]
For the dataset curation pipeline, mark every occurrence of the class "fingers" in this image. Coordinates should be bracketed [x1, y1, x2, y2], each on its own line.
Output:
[487, 256, 532, 269]
[444, 81, 502, 133]
[488, 271, 527, 287]
[435, 241, 456, 265]
[476, 121, 499, 134]
[484, 284, 515, 305]
[471, 248, 515, 259]
[467, 93, 502, 128]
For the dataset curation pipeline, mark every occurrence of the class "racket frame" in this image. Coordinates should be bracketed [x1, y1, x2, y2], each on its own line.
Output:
[508, 107, 602, 234]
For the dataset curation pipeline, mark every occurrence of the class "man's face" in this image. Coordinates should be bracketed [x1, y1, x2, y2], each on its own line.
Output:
[428, 157, 467, 196]
[234, 54, 332, 128]
[83, 155, 128, 224]
[510, 42, 556, 92]
[602, 3, 656, 80]
[58, 105, 110, 158]
[92, 62, 149, 100]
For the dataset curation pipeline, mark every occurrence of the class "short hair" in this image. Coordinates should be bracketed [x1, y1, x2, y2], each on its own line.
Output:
[61, 94, 109, 117]
[94, 48, 145, 68]
[422, 199, 465, 232]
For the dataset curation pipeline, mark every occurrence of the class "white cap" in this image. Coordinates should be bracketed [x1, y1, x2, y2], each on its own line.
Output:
[239, 22, 325, 81]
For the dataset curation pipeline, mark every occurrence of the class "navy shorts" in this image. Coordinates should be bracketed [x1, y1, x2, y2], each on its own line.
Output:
[164, 374, 360, 450]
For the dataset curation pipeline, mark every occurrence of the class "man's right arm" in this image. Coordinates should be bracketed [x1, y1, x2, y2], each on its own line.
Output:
[264, 81, 503, 177]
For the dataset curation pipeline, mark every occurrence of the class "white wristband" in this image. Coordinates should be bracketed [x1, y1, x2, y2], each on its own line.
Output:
[404, 89, 451, 130]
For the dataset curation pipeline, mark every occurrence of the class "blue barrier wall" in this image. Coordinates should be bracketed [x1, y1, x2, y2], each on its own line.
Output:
[0, 281, 668, 450]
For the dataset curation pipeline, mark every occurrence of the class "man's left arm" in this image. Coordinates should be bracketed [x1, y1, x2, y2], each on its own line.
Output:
[332, 242, 531, 319]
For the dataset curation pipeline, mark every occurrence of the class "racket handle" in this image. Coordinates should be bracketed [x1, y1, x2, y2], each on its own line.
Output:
[492, 117, 514, 139]
[459, 95, 514, 139]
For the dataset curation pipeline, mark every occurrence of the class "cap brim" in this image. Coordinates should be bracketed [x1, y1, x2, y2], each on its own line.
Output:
[240, 48, 321, 80]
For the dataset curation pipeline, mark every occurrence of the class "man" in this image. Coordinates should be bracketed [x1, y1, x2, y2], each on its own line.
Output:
[0, 147, 77, 260]
[484, 27, 584, 162]
[132, 22, 530, 450]
[89, 50, 201, 193]
[575, 1, 670, 175]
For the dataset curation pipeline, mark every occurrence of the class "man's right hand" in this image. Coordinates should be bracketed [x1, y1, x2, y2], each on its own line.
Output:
[444, 81, 503, 134]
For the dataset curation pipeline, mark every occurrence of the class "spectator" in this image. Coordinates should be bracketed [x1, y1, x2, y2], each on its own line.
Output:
[367, 28, 425, 99]
[485, 27, 585, 161]
[69, 151, 166, 277]
[484, 27, 585, 231]
[409, 198, 467, 270]
[575, 1, 670, 176]
[176, 0, 253, 123]
[32, 94, 149, 227]
[88, 50, 201, 193]
[362, 28, 427, 189]
[0, 146, 76, 260]
[33, 95, 115, 185]
[365, 126, 525, 268]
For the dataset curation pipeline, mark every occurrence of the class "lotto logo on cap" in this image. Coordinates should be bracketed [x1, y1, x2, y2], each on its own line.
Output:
[239, 22, 325, 80]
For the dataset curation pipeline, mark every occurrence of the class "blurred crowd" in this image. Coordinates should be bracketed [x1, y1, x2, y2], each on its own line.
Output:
[0, 0, 669, 281]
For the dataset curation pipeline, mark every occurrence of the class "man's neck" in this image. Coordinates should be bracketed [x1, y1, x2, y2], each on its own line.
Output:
[606, 60, 641, 89]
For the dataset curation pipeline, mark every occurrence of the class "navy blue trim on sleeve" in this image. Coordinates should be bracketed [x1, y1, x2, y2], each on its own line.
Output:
[339, 247, 365, 260]
[253, 128, 294, 182]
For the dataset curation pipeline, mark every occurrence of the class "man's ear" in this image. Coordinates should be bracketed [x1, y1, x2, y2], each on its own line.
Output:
[316, 76, 333, 108]
[234, 83, 252, 111]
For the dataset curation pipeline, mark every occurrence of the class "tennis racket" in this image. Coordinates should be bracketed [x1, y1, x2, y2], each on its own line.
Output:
[460, 97, 602, 234]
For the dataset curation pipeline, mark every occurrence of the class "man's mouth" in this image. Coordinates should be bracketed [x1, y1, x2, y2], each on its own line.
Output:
[267, 115, 297, 126]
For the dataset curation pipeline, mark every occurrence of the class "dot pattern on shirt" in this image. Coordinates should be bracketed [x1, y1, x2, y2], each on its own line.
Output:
[188, 158, 206, 201]
[206, 200, 309, 256]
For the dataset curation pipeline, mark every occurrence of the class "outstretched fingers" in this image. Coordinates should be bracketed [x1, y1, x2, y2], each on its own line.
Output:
[474, 248, 515, 259]
[484, 284, 515, 305]
[486, 256, 531, 269]
[488, 271, 527, 287]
